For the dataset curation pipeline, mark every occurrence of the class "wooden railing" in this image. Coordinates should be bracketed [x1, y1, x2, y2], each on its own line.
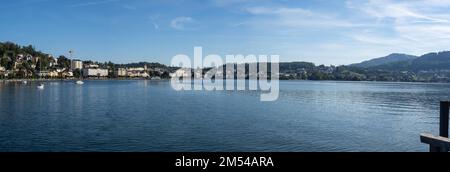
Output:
[421, 101, 450, 152]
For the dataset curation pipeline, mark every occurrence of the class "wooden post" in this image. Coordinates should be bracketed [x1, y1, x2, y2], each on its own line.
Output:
[420, 101, 450, 152]
[421, 133, 450, 152]
[440, 101, 449, 138]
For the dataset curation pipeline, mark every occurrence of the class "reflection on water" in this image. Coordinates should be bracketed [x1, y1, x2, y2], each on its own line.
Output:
[0, 80, 449, 152]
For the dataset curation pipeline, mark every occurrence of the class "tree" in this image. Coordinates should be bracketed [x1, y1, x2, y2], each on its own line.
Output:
[161, 71, 170, 79]
[73, 69, 82, 78]
[22, 45, 36, 56]
[1, 57, 8, 68]
[106, 61, 115, 78]
[0, 43, 4, 57]
[36, 57, 50, 71]
[0, 57, 13, 70]
[57, 55, 70, 69]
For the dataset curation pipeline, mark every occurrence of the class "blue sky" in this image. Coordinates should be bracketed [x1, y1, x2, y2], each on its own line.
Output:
[1, 0, 450, 65]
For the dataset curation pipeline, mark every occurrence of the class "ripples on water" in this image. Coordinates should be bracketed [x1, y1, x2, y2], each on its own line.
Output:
[0, 80, 449, 152]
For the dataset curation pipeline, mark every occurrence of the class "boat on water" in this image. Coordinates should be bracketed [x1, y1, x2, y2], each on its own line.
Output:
[37, 83, 44, 89]
[22, 81, 27, 84]
[75, 80, 84, 85]
[70, 51, 84, 85]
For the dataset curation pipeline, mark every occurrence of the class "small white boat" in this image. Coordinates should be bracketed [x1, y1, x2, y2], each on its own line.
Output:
[37, 83, 44, 89]
[75, 80, 84, 85]
[22, 81, 27, 84]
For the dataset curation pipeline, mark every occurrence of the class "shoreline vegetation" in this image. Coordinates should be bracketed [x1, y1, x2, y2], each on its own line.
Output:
[1, 41, 450, 83]
[0, 78, 170, 82]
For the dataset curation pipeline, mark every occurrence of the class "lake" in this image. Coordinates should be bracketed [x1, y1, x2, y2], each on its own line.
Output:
[0, 80, 449, 152]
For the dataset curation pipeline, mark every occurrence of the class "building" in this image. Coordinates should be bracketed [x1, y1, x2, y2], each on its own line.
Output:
[84, 64, 99, 69]
[25, 54, 33, 61]
[171, 68, 191, 78]
[0, 66, 5, 78]
[49, 57, 57, 67]
[153, 68, 164, 74]
[71, 60, 83, 70]
[115, 68, 127, 77]
[38, 71, 50, 77]
[16, 54, 25, 61]
[115, 66, 150, 78]
[127, 71, 141, 77]
[48, 71, 59, 78]
[83, 68, 108, 77]
[63, 71, 74, 78]
[127, 70, 149, 78]
[56, 68, 66, 73]
[128, 67, 145, 71]
[140, 72, 150, 78]
[114, 67, 151, 78]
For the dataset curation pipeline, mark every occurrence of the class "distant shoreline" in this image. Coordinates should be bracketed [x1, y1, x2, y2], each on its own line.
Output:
[1, 78, 450, 84]
[0, 78, 167, 82]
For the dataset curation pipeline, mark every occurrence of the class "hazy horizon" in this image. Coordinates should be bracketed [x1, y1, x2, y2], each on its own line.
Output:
[1, 0, 450, 66]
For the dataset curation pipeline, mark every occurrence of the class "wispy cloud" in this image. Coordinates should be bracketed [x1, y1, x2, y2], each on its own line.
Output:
[243, 6, 371, 29]
[149, 14, 160, 30]
[170, 16, 194, 30]
[215, 0, 450, 63]
[347, 0, 450, 50]
[347, 0, 450, 23]
[70, 0, 120, 8]
[212, 0, 263, 7]
[122, 4, 137, 10]
[153, 23, 160, 30]
[0, 0, 54, 9]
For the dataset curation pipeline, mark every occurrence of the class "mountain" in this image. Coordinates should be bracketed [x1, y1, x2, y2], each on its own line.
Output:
[371, 51, 450, 72]
[410, 51, 450, 71]
[351, 53, 418, 68]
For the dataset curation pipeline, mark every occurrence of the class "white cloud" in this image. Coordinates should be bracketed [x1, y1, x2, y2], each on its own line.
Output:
[170, 16, 194, 30]
[347, 0, 450, 23]
[215, 0, 450, 64]
[346, 0, 450, 56]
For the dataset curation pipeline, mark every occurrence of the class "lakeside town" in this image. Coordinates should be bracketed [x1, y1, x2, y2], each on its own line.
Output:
[0, 42, 175, 80]
[2, 41, 450, 83]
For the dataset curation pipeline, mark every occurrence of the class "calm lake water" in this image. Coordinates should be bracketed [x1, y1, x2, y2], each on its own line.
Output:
[0, 80, 449, 152]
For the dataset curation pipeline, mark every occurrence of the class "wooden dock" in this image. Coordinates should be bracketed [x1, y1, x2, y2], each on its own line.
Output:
[421, 101, 450, 152]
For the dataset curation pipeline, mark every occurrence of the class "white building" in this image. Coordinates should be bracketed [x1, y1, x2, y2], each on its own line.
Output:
[140, 72, 150, 78]
[49, 58, 57, 67]
[115, 68, 127, 77]
[128, 67, 145, 71]
[171, 68, 191, 78]
[83, 68, 108, 77]
[71, 60, 83, 70]
[124, 66, 149, 78]
[48, 71, 59, 78]
[127, 71, 150, 78]
[64, 71, 74, 77]
[84, 64, 99, 68]
[38, 71, 50, 77]
[25, 54, 33, 61]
